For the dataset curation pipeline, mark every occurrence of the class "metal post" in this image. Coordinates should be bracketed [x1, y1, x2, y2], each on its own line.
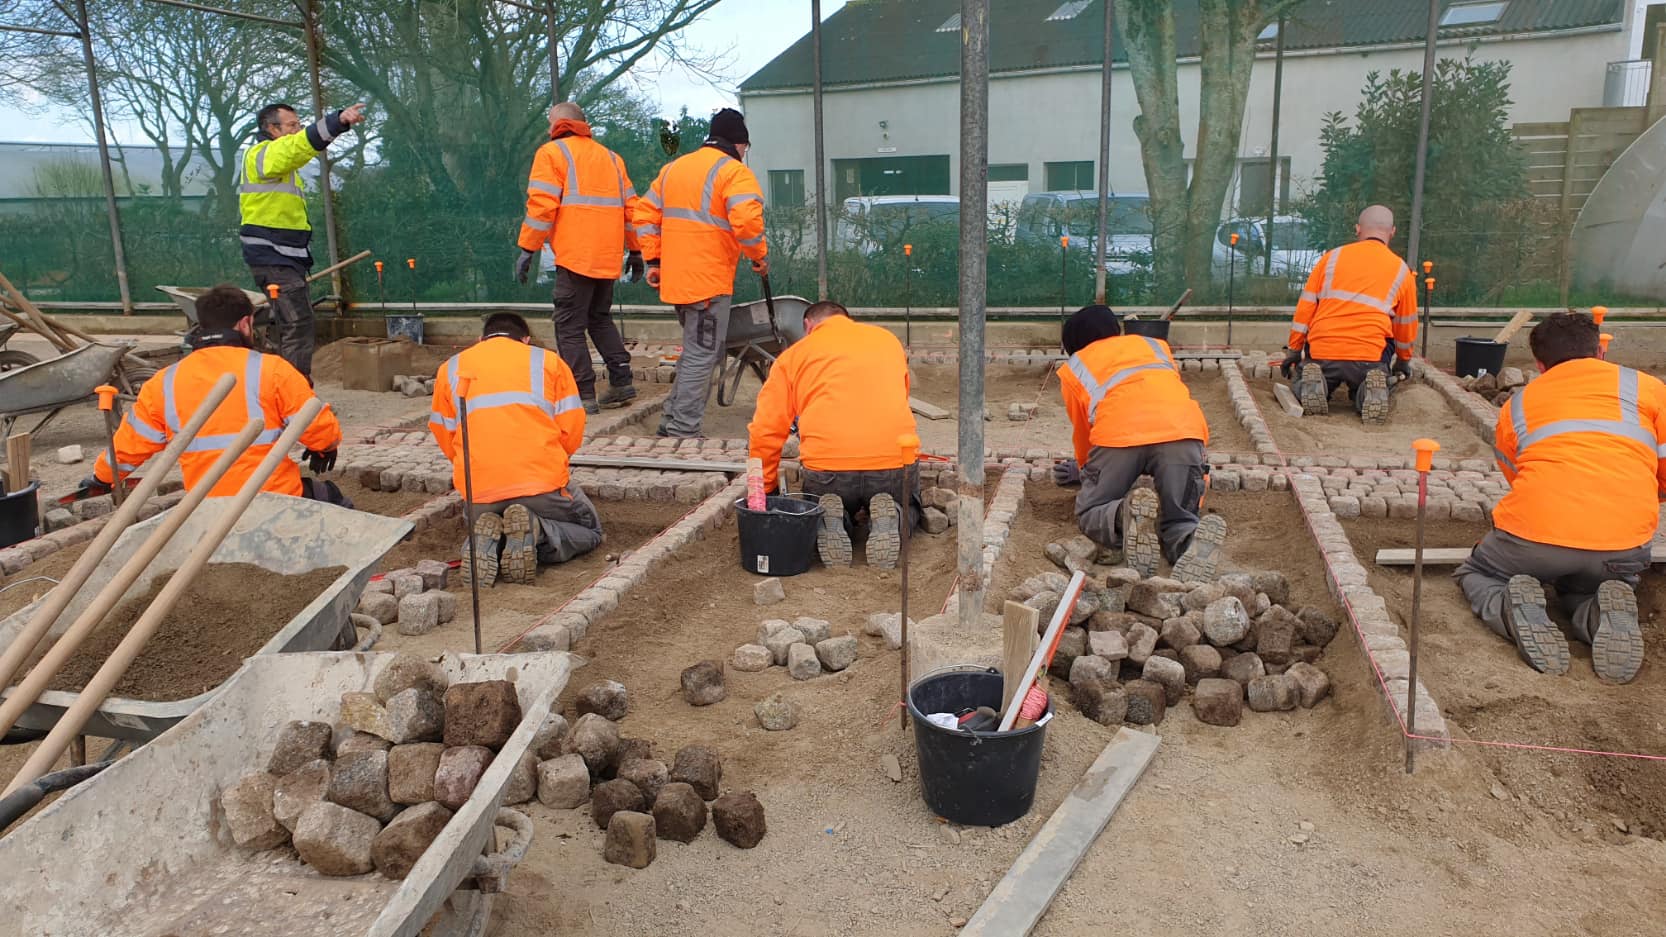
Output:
[1405, 438, 1439, 773]
[458, 383, 483, 656]
[897, 434, 917, 731]
[1059, 236, 1068, 323]
[73, 0, 134, 315]
[1404, 0, 1439, 274]
[1264, 13, 1285, 277]
[303, 0, 345, 301]
[812, 0, 829, 302]
[955, 0, 990, 637]
[1420, 262, 1432, 358]
[1227, 232, 1237, 346]
[546, 0, 561, 101]
[904, 243, 913, 349]
[1092, 0, 1114, 304]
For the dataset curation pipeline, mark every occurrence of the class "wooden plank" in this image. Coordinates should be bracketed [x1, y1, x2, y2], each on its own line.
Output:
[1513, 121, 1571, 136]
[910, 396, 952, 421]
[1002, 601, 1041, 718]
[1517, 138, 1569, 155]
[1375, 546, 1666, 566]
[1492, 310, 1534, 344]
[1271, 382, 1304, 418]
[5, 433, 29, 494]
[1527, 166, 1568, 182]
[960, 728, 1162, 937]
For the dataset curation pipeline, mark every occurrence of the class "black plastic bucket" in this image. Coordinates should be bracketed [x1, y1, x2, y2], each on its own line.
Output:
[908, 668, 1050, 826]
[1121, 318, 1172, 342]
[734, 494, 823, 577]
[0, 481, 40, 549]
[1455, 337, 1507, 378]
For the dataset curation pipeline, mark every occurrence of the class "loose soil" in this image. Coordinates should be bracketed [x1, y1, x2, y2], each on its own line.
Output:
[333, 476, 433, 518]
[46, 562, 345, 702]
[1250, 376, 1492, 460]
[1183, 371, 1253, 454]
[1344, 516, 1666, 842]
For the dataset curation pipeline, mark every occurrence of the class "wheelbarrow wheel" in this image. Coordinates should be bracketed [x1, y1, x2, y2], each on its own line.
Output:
[0, 350, 40, 372]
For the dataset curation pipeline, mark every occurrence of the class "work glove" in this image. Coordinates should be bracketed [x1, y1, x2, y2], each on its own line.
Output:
[751, 258, 770, 277]
[1279, 348, 1303, 380]
[625, 251, 646, 283]
[304, 448, 338, 475]
[77, 474, 112, 498]
[513, 248, 537, 285]
[1052, 458, 1081, 487]
[1391, 359, 1412, 381]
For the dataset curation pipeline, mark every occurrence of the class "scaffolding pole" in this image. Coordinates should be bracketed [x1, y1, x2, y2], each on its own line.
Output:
[812, 0, 829, 301]
[73, 0, 134, 315]
[1404, 0, 1439, 285]
[545, 0, 561, 101]
[1092, 0, 1113, 305]
[1263, 13, 1285, 277]
[955, 0, 990, 637]
[303, 0, 345, 300]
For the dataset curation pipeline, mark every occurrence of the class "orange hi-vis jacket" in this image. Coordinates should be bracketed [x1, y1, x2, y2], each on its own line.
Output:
[1289, 238, 1418, 362]
[1058, 335, 1209, 468]
[516, 133, 640, 280]
[428, 337, 586, 504]
[747, 315, 917, 492]
[633, 145, 767, 305]
[94, 345, 340, 498]
[1492, 357, 1666, 552]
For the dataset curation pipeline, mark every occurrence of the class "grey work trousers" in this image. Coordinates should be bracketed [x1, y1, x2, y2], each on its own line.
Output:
[475, 485, 604, 565]
[657, 295, 732, 437]
[249, 264, 315, 380]
[552, 267, 631, 399]
[1297, 344, 1393, 415]
[1454, 528, 1650, 642]
[1076, 440, 1207, 564]
[800, 466, 922, 533]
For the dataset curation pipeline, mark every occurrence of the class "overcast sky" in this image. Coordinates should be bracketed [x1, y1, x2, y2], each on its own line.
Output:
[0, 0, 842, 145]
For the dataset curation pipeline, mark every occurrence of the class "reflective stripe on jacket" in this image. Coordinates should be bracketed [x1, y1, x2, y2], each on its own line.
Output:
[93, 345, 340, 497]
[517, 134, 640, 280]
[632, 145, 767, 305]
[1289, 239, 1418, 362]
[238, 111, 346, 269]
[1058, 335, 1209, 467]
[747, 315, 916, 492]
[428, 337, 586, 503]
[1491, 357, 1666, 551]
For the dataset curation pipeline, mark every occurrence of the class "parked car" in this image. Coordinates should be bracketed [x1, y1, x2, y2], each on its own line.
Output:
[1211, 215, 1321, 283]
[1015, 191, 1153, 274]
[835, 195, 960, 255]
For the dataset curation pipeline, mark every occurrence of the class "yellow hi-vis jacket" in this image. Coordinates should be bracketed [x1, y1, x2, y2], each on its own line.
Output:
[237, 109, 349, 269]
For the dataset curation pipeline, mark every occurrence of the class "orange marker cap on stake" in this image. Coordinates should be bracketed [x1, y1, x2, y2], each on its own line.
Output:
[94, 384, 118, 411]
[374, 260, 384, 273]
[1412, 438, 1440, 473]
[456, 372, 474, 398]
[266, 283, 280, 300]
[898, 433, 920, 463]
[1600, 333, 1613, 355]
[1591, 305, 1608, 326]
[1425, 277, 1435, 291]
[1060, 236, 1069, 248]
[904, 243, 912, 256]
[1229, 232, 1239, 245]
[406, 258, 416, 270]
[1422, 260, 1433, 274]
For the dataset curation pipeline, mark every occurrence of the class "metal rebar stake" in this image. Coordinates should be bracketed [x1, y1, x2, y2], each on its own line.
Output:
[898, 434, 919, 730]
[1406, 438, 1440, 773]
[458, 382, 483, 656]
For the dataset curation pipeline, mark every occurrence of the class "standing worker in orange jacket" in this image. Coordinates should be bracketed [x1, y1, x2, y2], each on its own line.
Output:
[748, 301, 919, 568]
[1455, 313, 1663, 683]
[1052, 305, 1224, 581]
[1280, 205, 1418, 423]
[514, 101, 642, 414]
[85, 285, 346, 504]
[428, 313, 599, 586]
[633, 108, 767, 438]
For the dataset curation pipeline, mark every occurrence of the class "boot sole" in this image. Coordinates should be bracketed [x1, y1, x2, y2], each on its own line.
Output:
[501, 504, 537, 585]
[1123, 487, 1161, 579]
[867, 494, 901, 570]
[1298, 363, 1329, 416]
[1591, 580, 1644, 684]
[598, 387, 637, 409]
[1507, 575, 1569, 675]
[816, 494, 852, 567]
[1172, 514, 1227, 584]
[463, 512, 503, 588]
[1359, 368, 1390, 425]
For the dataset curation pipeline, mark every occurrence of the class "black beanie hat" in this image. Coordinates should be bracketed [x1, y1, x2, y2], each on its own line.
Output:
[710, 107, 749, 145]
[1062, 304, 1122, 355]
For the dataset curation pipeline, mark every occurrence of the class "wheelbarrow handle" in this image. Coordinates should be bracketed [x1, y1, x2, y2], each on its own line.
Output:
[758, 272, 780, 346]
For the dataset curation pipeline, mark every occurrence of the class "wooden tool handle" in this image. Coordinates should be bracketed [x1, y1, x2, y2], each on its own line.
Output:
[1492, 310, 1533, 345]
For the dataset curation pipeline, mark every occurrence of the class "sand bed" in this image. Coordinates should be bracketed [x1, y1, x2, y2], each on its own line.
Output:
[1251, 377, 1491, 460]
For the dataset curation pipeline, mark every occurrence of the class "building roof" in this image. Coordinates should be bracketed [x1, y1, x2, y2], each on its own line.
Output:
[0, 141, 217, 199]
[741, 0, 1623, 92]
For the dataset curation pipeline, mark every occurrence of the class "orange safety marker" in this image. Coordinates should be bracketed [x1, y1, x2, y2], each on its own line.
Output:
[1591, 305, 1607, 326]
[1405, 437, 1441, 773]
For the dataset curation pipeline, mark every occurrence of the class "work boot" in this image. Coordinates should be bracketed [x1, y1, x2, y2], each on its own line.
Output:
[501, 504, 538, 585]
[581, 395, 601, 415]
[1504, 575, 1569, 675]
[1297, 362, 1329, 416]
[1172, 514, 1228, 584]
[867, 493, 901, 569]
[815, 493, 852, 567]
[598, 384, 637, 409]
[1589, 580, 1644, 684]
[1121, 487, 1161, 579]
[1358, 368, 1390, 425]
[462, 511, 504, 588]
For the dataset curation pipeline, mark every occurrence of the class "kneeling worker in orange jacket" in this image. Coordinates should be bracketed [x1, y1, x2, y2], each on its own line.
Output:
[748, 301, 918, 569]
[429, 313, 600, 586]
[88, 284, 345, 504]
[1280, 204, 1418, 424]
[1455, 313, 1664, 683]
[1053, 305, 1223, 582]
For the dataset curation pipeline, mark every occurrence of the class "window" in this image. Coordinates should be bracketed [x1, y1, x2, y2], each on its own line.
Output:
[1044, 160, 1094, 191]
[989, 163, 1029, 182]
[831, 155, 951, 201]
[936, 13, 961, 32]
[768, 169, 805, 208]
[1046, 0, 1092, 22]
[1236, 157, 1291, 215]
[1439, 1, 1507, 28]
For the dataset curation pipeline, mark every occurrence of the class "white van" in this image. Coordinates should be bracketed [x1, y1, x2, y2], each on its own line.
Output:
[834, 195, 960, 255]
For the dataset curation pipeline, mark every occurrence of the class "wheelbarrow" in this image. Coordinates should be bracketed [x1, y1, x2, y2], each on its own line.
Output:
[714, 275, 813, 406]
[0, 322, 41, 372]
[156, 249, 374, 346]
[0, 341, 133, 439]
[0, 493, 411, 742]
[0, 649, 571, 937]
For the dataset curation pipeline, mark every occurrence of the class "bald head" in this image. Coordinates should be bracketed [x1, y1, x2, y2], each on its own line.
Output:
[1356, 205, 1395, 243]
[550, 101, 585, 122]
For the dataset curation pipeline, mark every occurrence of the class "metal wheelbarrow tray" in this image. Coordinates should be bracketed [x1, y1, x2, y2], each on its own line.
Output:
[715, 292, 812, 406]
[0, 650, 572, 937]
[0, 342, 133, 437]
[0, 493, 412, 741]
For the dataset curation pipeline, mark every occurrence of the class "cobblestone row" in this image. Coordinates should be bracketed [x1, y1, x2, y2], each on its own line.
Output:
[0, 488, 187, 575]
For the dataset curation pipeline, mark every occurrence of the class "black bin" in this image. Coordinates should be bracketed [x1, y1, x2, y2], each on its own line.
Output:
[908, 668, 1049, 826]
[0, 481, 41, 550]
[1455, 336, 1507, 378]
[1121, 319, 1172, 342]
[734, 494, 823, 577]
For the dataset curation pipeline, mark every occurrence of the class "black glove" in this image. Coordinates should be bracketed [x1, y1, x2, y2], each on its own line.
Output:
[626, 251, 645, 283]
[304, 448, 337, 474]
[1391, 359, 1412, 380]
[1052, 458, 1081, 487]
[513, 248, 537, 285]
[1280, 348, 1303, 380]
[78, 474, 113, 498]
